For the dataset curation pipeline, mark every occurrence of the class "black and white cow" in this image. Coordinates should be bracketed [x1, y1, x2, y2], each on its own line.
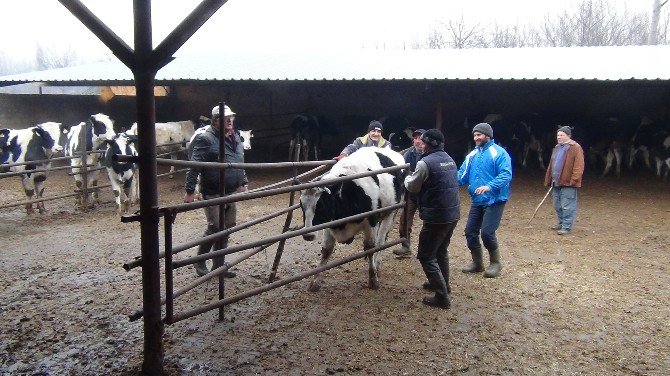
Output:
[382, 116, 413, 152]
[289, 115, 321, 161]
[0, 122, 65, 214]
[101, 133, 139, 214]
[63, 114, 116, 208]
[127, 120, 196, 178]
[299, 147, 406, 291]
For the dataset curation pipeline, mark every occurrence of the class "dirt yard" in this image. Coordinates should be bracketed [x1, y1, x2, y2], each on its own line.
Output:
[0, 165, 669, 375]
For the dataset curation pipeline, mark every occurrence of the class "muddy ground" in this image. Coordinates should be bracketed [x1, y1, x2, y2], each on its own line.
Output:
[0, 166, 669, 375]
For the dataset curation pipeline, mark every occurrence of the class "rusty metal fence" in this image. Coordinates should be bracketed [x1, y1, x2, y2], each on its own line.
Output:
[123, 148, 409, 324]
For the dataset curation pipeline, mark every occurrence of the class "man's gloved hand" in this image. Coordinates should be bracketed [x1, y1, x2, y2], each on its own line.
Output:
[334, 153, 347, 161]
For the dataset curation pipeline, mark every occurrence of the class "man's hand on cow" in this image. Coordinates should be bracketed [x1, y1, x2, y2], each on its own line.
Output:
[334, 153, 347, 161]
[474, 185, 490, 195]
[183, 193, 195, 203]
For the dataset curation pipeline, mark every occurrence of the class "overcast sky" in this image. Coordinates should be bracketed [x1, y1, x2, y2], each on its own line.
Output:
[0, 0, 656, 62]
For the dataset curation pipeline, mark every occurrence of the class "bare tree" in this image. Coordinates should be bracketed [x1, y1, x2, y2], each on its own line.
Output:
[649, 0, 669, 44]
[489, 23, 534, 48]
[444, 16, 487, 49]
[415, 0, 669, 49]
[35, 43, 78, 70]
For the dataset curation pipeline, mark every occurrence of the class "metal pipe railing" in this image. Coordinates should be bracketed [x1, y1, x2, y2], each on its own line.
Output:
[163, 164, 407, 214]
[172, 202, 405, 269]
[169, 238, 404, 324]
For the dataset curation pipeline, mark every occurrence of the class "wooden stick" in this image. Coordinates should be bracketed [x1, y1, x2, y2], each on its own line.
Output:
[527, 186, 553, 225]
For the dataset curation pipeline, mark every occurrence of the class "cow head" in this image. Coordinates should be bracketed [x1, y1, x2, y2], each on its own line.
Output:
[239, 130, 253, 150]
[33, 122, 64, 158]
[299, 185, 332, 241]
[90, 114, 116, 141]
[102, 133, 138, 169]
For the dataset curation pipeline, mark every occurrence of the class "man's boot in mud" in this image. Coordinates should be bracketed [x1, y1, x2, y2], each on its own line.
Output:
[484, 248, 502, 278]
[461, 247, 484, 273]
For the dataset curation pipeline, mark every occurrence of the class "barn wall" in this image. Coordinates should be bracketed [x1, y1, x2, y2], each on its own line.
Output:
[2, 81, 668, 162]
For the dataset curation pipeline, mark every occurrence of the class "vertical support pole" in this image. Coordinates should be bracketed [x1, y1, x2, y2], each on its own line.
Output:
[268, 143, 301, 282]
[217, 101, 227, 321]
[134, 0, 163, 374]
[78, 120, 89, 209]
[164, 211, 175, 324]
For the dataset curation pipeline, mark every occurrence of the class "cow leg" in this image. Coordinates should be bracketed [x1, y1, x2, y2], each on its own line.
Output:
[613, 148, 622, 177]
[122, 179, 133, 214]
[309, 231, 336, 292]
[367, 214, 397, 290]
[21, 174, 35, 215]
[537, 144, 545, 170]
[301, 137, 309, 161]
[288, 138, 296, 161]
[603, 149, 614, 176]
[74, 176, 84, 208]
[131, 169, 139, 205]
[168, 154, 176, 179]
[521, 144, 529, 168]
[34, 174, 47, 214]
[640, 146, 651, 170]
[627, 146, 637, 169]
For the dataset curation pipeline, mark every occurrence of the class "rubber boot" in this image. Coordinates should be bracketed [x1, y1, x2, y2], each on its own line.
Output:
[423, 256, 451, 294]
[194, 242, 211, 277]
[212, 238, 237, 278]
[462, 247, 484, 273]
[484, 248, 502, 278]
[393, 244, 412, 258]
[422, 271, 450, 309]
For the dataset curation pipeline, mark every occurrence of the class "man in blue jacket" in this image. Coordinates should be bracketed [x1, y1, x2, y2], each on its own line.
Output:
[457, 123, 512, 278]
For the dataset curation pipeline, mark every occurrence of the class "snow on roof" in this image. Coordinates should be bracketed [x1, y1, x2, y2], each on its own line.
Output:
[0, 45, 668, 85]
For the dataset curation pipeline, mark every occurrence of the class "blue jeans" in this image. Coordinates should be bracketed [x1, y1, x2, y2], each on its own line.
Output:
[464, 202, 506, 251]
[552, 186, 578, 230]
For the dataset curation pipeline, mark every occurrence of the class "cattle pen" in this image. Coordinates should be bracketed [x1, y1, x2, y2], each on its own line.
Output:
[119, 154, 409, 326]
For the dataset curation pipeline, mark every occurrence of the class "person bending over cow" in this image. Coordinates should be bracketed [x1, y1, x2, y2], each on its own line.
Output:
[334, 120, 391, 160]
[458, 122, 512, 278]
[393, 128, 426, 258]
[404, 129, 460, 309]
[184, 104, 248, 278]
[544, 125, 585, 235]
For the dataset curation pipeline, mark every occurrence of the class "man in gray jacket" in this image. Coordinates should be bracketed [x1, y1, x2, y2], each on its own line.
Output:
[184, 104, 248, 277]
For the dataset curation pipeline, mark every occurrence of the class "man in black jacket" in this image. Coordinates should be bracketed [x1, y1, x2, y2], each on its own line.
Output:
[184, 104, 248, 277]
[404, 129, 460, 309]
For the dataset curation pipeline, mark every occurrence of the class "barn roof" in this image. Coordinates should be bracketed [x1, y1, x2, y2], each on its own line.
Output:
[1, 45, 669, 86]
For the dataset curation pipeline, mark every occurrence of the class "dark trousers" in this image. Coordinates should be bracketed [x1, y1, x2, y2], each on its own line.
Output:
[417, 221, 458, 269]
[464, 202, 506, 251]
[398, 198, 418, 247]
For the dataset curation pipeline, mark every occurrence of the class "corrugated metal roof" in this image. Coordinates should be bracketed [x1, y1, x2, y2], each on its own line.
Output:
[1, 45, 669, 84]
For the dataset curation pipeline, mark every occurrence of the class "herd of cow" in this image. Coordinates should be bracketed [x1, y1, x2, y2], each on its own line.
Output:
[0, 114, 253, 215]
[290, 112, 670, 181]
[2, 111, 669, 216]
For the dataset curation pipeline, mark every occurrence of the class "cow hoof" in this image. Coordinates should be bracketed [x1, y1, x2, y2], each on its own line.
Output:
[308, 282, 321, 292]
[369, 280, 380, 290]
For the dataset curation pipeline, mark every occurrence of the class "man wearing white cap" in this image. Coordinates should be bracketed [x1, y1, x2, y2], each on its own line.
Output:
[184, 104, 248, 277]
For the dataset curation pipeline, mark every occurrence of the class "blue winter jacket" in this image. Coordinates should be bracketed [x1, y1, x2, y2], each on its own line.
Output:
[457, 139, 512, 206]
